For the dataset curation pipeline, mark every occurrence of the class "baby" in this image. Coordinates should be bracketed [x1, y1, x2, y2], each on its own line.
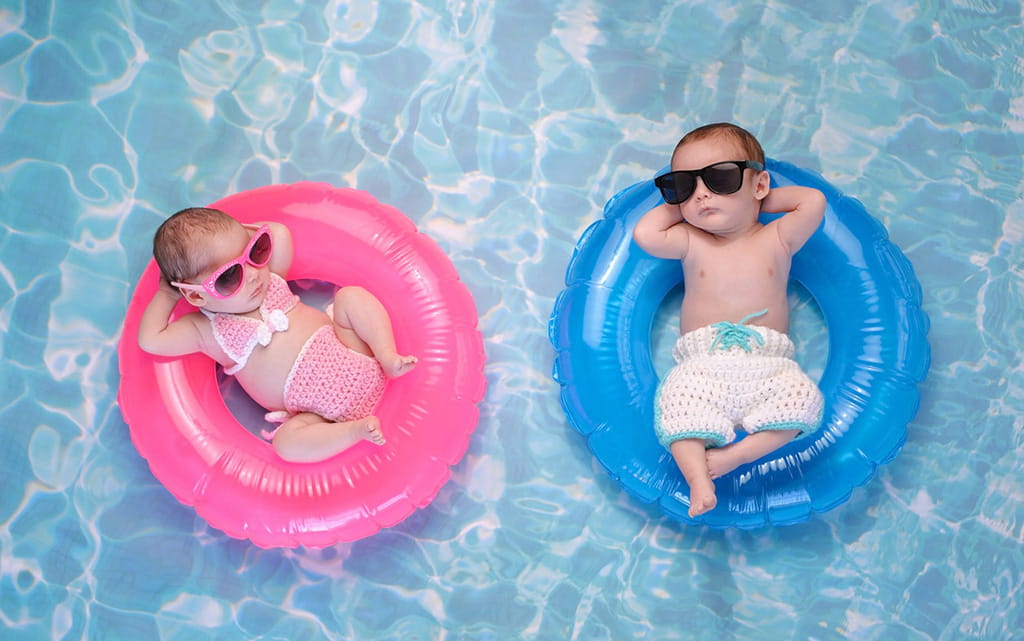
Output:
[632, 123, 826, 517]
[137, 207, 417, 464]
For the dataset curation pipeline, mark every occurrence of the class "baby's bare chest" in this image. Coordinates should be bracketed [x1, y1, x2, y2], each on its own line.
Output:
[685, 235, 788, 287]
[678, 233, 793, 331]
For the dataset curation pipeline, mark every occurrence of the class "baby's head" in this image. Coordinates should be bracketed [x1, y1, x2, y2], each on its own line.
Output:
[672, 122, 765, 168]
[153, 207, 238, 285]
[154, 208, 272, 314]
[658, 123, 770, 235]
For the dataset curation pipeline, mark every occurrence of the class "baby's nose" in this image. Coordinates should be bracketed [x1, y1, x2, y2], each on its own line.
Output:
[692, 178, 712, 199]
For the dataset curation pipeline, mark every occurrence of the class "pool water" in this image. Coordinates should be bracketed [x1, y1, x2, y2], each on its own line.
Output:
[2, 1, 1022, 640]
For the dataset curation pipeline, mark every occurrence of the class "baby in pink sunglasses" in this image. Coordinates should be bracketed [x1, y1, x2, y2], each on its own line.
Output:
[137, 207, 417, 463]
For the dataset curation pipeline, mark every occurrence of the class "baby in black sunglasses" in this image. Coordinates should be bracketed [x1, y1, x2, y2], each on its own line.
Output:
[138, 207, 416, 463]
[633, 123, 827, 518]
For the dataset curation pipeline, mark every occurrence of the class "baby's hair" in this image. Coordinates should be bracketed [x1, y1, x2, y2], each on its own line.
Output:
[674, 122, 765, 165]
[153, 207, 236, 283]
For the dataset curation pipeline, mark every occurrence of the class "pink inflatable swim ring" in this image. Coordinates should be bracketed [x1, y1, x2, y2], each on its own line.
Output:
[118, 182, 486, 548]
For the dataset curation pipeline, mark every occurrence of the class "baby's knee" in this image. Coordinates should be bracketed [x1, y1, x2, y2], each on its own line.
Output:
[272, 430, 308, 463]
[333, 285, 371, 309]
[270, 414, 321, 463]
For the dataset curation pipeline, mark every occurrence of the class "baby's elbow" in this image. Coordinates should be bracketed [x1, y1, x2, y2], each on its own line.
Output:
[137, 333, 163, 356]
[632, 225, 653, 249]
[632, 230, 655, 256]
[807, 189, 827, 219]
[631, 226, 644, 246]
[137, 330, 181, 357]
[137, 339, 158, 356]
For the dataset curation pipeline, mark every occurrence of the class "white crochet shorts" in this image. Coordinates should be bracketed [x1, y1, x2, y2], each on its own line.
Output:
[654, 322, 823, 449]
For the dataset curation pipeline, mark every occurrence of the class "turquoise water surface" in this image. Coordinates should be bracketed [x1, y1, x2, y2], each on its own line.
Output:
[2, 1, 1022, 640]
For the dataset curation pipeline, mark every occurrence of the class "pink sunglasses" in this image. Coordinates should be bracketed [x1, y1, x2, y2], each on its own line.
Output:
[173, 224, 273, 299]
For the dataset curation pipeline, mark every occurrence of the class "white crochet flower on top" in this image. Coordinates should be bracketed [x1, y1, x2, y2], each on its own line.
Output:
[256, 309, 289, 345]
[202, 274, 300, 375]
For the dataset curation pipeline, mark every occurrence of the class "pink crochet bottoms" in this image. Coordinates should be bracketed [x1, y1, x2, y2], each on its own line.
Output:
[264, 325, 386, 428]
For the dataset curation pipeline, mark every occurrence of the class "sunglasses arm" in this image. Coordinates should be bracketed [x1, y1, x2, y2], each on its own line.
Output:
[167, 281, 213, 305]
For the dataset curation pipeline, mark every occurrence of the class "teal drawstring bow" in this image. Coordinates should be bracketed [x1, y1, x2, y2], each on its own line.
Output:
[709, 309, 768, 353]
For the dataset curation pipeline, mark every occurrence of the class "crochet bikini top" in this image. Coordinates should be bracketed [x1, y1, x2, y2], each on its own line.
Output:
[202, 273, 299, 375]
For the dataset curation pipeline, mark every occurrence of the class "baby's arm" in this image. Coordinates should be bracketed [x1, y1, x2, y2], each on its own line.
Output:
[761, 186, 826, 255]
[632, 203, 690, 259]
[137, 279, 207, 357]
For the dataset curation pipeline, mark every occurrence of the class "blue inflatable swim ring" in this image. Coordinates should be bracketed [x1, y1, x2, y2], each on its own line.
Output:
[549, 159, 930, 528]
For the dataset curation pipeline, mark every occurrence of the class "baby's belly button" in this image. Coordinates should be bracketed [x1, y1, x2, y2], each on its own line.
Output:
[236, 372, 288, 406]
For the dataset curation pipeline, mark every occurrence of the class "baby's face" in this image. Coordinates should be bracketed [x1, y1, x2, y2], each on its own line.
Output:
[187, 224, 271, 314]
[670, 137, 768, 237]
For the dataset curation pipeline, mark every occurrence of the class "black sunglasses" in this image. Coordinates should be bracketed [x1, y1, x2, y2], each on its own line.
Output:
[654, 160, 765, 205]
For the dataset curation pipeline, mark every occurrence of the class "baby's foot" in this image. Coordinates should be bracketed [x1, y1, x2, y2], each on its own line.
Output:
[358, 416, 386, 446]
[706, 445, 747, 479]
[382, 354, 417, 378]
[688, 475, 718, 517]
[272, 415, 383, 463]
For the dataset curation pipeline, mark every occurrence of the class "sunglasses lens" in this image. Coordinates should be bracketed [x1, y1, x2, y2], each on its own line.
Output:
[656, 173, 695, 205]
[704, 163, 743, 194]
[249, 232, 272, 265]
[214, 263, 244, 297]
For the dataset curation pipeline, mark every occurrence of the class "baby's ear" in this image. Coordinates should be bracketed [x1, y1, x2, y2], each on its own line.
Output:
[754, 169, 771, 199]
[180, 288, 208, 307]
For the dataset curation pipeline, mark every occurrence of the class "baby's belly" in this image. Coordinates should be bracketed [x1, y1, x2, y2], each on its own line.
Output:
[679, 296, 790, 334]
[232, 304, 332, 410]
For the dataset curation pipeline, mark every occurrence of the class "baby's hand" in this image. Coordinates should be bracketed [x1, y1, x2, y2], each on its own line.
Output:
[157, 276, 183, 300]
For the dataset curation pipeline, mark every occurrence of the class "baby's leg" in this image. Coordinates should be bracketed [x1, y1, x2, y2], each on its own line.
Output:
[272, 412, 385, 464]
[331, 286, 417, 378]
[705, 429, 800, 479]
[669, 439, 717, 517]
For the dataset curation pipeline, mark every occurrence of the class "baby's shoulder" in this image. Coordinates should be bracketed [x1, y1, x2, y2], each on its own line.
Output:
[184, 310, 239, 363]
[167, 309, 218, 344]
[180, 307, 214, 323]
[752, 220, 792, 249]
[188, 311, 219, 341]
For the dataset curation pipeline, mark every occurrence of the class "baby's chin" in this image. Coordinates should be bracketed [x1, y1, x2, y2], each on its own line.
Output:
[688, 213, 754, 236]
